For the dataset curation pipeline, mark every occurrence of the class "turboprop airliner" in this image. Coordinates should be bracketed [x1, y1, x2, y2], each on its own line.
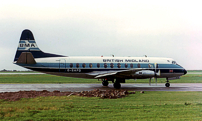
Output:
[14, 29, 187, 89]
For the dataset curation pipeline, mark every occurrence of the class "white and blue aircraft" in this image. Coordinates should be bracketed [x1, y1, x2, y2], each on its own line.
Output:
[14, 29, 187, 89]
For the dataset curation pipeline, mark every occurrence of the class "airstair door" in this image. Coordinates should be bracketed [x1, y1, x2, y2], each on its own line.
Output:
[57, 59, 66, 72]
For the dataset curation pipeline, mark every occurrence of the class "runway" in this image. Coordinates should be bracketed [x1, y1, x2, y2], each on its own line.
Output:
[0, 83, 202, 92]
[0, 73, 44, 75]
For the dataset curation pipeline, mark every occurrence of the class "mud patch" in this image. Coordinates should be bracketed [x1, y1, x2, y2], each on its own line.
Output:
[0, 89, 136, 101]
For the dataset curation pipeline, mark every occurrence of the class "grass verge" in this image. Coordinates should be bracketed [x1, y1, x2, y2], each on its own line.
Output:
[0, 91, 202, 120]
[0, 74, 202, 83]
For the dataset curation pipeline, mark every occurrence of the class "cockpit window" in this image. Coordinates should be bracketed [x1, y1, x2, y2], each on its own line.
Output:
[172, 61, 176, 65]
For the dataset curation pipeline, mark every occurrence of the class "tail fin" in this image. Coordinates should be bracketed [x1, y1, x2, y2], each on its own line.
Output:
[14, 29, 65, 62]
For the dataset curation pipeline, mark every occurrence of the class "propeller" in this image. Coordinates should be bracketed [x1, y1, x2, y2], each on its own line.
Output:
[154, 63, 161, 85]
[149, 78, 151, 86]
[149, 63, 160, 86]
[154, 63, 157, 85]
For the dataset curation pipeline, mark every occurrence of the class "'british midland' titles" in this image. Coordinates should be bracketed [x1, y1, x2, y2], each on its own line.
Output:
[103, 59, 149, 63]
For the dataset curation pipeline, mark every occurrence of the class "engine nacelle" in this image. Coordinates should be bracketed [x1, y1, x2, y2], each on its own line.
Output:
[134, 70, 155, 76]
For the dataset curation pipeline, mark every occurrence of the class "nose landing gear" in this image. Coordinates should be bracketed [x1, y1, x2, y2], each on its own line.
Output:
[165, 83, 170, 87]
[165, 78, 170, 87]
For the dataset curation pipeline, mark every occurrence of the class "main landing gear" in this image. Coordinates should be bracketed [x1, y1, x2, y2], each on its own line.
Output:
[101, 78, 123, 89]
[113, 78, 124, 89]
[165, 78, 170, 87]
[113, 82, 121, 89]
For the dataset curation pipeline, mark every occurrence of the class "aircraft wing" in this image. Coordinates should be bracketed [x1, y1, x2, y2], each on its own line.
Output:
[87, 68, 145, 79]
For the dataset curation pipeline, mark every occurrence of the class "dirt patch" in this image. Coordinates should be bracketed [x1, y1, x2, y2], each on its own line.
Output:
[78, 89, 136, 99]
[0, 89, 136, 101]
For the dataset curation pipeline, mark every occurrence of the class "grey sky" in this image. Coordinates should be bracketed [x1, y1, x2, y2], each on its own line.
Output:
[0, 0, 202, 70]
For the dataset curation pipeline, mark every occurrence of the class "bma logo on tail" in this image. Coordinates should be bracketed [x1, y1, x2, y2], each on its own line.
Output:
[20, 43, 36, 47]
[18, 40, 40, 51]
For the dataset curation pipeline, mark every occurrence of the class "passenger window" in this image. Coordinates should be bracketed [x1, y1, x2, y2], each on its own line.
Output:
[110, 63, 114, 68]
[70, 63, 73, 68]
[104, 63, 107, 68]
[130, 63, 133, 68]
[125, 63, 128, 68]
[117, 63, 121, 68]
[97, 63, 100, 68]
[82, 63, 86, 68]
[76, 63, 79, 68]
[138, 63, 141, 68]
[89, 63, 92, 68]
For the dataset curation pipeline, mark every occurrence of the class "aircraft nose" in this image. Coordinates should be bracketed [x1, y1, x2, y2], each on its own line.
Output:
[184, 69, 187, 75]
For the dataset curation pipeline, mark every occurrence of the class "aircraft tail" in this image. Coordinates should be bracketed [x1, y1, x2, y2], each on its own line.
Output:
[14, 29, 65, 62]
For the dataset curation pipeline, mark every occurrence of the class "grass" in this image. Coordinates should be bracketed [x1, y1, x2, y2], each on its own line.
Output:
[188, 70, 202, 72]
[0, 91, 202, 120]
[1, 70, 201, 73]
[0, 74, 202, 83]
[0, 71, 39, 73]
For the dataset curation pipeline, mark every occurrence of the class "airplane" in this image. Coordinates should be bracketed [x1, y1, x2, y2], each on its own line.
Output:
[14, 29, 187, 89]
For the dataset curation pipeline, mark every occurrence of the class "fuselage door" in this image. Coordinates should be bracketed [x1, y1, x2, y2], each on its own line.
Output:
[56, 59, 66, 71]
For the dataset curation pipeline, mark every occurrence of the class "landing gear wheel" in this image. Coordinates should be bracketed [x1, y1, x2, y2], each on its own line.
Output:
[113, 83, 121, 89]
[165, 83, 170, 87]
[102, 81, 109, 86]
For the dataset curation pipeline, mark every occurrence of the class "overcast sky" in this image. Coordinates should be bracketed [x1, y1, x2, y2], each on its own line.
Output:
[0, 0, 202, 70]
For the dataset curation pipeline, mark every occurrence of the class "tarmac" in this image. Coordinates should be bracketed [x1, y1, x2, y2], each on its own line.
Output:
[0, 72, 201, 92]
[0, 83, 202, 92]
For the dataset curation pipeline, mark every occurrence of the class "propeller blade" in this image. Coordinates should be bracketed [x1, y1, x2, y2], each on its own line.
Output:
[155, 77, 157, 85]
[149, 78, 151, 86]
[155, 63, 157, 73]
[155, 70, 161, 76]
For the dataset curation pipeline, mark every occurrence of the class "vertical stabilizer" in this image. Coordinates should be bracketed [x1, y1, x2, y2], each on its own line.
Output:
[14, 29, 65, 62]
[18, 29, 40, 51]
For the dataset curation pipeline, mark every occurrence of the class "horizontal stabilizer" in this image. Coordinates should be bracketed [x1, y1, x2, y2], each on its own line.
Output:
[17, 52, 36, 64]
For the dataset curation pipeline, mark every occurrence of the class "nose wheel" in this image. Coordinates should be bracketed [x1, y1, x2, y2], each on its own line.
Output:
[165, 83, 170, 87]
[165, 78, 170, 87]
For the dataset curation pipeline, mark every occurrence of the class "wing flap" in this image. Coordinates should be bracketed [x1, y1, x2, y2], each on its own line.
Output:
[87, 68, 144, 79]
[95, 72, 117, 78]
